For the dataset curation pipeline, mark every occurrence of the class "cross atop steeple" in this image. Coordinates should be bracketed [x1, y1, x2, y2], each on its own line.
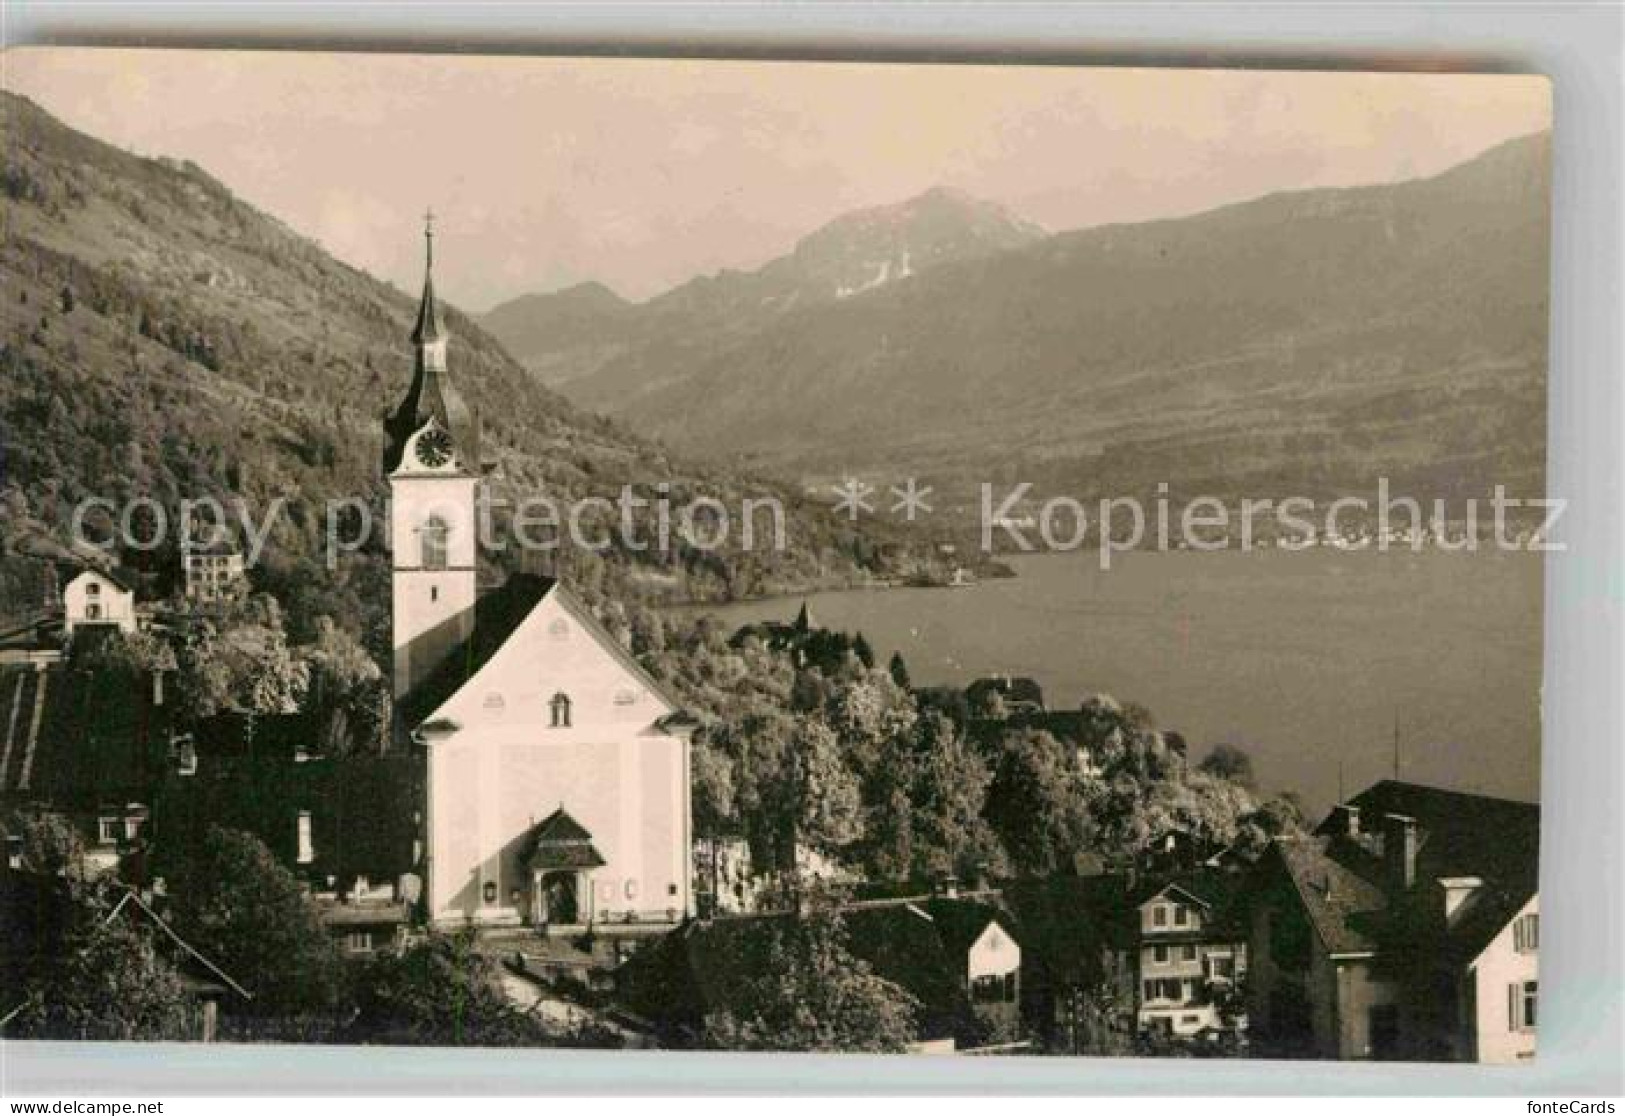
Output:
[423, 207, 435, 268]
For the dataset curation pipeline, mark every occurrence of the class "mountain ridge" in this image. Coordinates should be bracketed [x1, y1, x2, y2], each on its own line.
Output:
[481, 184, 1045, 385]
[486, 131, 1550, 510]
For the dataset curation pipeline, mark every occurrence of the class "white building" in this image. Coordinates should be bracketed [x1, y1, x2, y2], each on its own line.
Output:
[384, 220, 694, 930]
[62, 568, 136, 636]
[1461, 893, 1539, 1063]
[182, 540, 244, 602]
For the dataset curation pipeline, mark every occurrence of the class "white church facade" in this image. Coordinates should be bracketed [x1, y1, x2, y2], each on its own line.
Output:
[385, 220, 695, 930]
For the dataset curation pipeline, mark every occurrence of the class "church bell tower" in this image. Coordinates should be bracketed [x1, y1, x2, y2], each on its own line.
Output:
[384, 213, 480, 699]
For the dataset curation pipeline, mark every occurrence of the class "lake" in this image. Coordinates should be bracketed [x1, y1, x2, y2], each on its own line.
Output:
[680, 548, 1543, 816]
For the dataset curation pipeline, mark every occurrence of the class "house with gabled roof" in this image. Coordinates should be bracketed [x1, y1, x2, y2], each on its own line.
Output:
[61, 566, 137, 637]
[1247, 780, 1539, 1062]
[383, 222, 694, 931]
[1132, 870, 1249, 1038]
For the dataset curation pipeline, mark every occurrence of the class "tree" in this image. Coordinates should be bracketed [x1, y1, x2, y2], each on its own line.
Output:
[701, 914, 918, 1053]
[887, 651, 911, 689]
[867, 714, 1005, 884]
[1233, 792, 1307, 858]
[851, 632, 876, 670]
[728, 710, 863, 872]
[1078, 694, 1162, 774]
[824, 669, 916, 787]
[158, 826, 342, 1015]
[789, 720, 865, 859]
[8, 904, 195, 1041]
[985, 728, 1093, 876]
[909, 716, 1006, 881]
[345, 933, 610, 1047]
[10, 809, 88, 881]
[174, 616, 310, 745]
[690, 738, 736, 838]
[1198, 743, 1257, 789]
[73, 627, 172, 681]
[301, 616, 387, 754]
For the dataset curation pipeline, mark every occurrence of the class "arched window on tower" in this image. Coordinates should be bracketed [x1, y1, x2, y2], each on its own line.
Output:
[549, 692, 572, 729]
[421, 515, 449, 571]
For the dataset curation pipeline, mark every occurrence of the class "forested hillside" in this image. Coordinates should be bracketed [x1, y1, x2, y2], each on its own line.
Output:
[0, 92, 928, 644]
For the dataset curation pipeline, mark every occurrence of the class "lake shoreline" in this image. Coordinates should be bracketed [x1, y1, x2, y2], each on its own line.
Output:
[671, 547, 1543, 818]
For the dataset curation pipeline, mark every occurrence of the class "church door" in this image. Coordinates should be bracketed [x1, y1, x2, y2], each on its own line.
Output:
[541, 871, 579, 925]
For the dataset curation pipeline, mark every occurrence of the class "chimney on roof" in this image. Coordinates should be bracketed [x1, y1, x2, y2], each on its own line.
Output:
[1330, 804, 1361, 837]
[937, 874, 960, 900]
[1383, 813, 1419, 892]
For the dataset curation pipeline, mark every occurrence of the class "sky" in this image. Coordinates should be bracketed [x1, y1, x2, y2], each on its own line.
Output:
[4, 49, 1550, 310]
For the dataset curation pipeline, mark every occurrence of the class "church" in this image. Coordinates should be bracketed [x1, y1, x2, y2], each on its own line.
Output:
[385, 220, 695, 930]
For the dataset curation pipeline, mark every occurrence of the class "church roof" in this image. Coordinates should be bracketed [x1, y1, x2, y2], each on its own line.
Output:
[396, 573, 556, 730]
[533, 807, 593, 843]
[397, 573, 688, 735]
[524, 808, 606, 871]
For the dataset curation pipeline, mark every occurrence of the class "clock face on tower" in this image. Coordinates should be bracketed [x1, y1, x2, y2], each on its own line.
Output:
[414, 427, 454, 469]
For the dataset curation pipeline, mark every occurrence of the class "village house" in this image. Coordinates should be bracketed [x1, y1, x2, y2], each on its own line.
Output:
[1247, 780, 1540, 1063]
[915, 893, 1024, 1035]
[1132, 871, 1249, 1038]
[965, 675, 1046, 718]
[1002, 864, 1250, 1052]
[182, 538, 245, 602]
[61, 567, 137, 637]
[384, 221, 694, 931]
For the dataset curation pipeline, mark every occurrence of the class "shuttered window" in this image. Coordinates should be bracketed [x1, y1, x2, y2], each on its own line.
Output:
[1514, 913, 1539, 953]
[1508, 981, 1537, 1031]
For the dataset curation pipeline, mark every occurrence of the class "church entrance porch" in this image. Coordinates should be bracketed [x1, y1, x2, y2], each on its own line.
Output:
[521, 807, 606, 931]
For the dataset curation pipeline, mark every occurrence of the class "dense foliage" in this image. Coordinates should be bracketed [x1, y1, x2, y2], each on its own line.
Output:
[699, 912, 920, 1053]
[344, 933, 617, 1048]
[6, 895, 197, 1041]
[155, 826, 345, 1016]
[640, 617, 1301, 891]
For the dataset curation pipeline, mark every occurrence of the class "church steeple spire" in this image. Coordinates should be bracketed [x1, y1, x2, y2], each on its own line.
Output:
[411, 208, 446, 348]
[384, 213, 479, 475]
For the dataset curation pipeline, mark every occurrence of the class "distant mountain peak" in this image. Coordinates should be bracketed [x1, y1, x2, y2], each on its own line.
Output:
[786, 186, 1045, 301]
